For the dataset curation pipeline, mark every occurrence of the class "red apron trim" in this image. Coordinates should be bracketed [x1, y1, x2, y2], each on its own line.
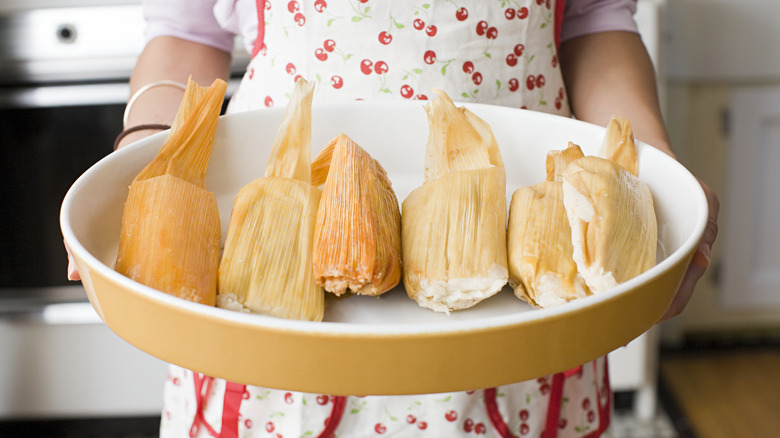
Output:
[252, 0, 266, 58]
[220, 382, 247, 438]
[543, 372, 566, 438]
[190, 373, 219, 438]
[554, 0, 566, 49]
[317, 396, 347, 438]
[484, 388, 517, 438]
[581, 359, 612, 438]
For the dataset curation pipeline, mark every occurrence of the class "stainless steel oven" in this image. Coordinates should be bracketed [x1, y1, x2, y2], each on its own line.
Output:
[0, 1, 247, 434]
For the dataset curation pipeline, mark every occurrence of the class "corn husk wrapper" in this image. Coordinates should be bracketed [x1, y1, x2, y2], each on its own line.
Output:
[507, 143, 591, 308]
[402, 89, 508, 314]
[217, 79, 325, 322]
[562, 116, 657, 292]
[115, 77, 227, 305]
[311, 134, 402, 296]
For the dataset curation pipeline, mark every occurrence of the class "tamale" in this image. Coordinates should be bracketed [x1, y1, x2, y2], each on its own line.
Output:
[402, 89, 508, 314]
[598, 115, 638, 176]
[562, 117, 657, 292]
[507, 143, 591, 307]
[311, 134, 402, 296]
[115, 77, 226, 305]
[217, 79, 325, 322]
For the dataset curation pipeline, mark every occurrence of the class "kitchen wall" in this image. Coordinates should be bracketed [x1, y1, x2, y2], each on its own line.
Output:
[659, 0, 780, 343]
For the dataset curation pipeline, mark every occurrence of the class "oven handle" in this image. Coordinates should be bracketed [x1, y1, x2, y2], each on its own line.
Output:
[0, 79, 241, 110]
[0, 286, 102, 324]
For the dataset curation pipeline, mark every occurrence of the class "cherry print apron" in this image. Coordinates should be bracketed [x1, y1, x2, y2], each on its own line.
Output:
[160, 1, 612, 437]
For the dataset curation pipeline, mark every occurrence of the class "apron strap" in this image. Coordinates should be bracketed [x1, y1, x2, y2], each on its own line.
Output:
[252, 0, 266, 58]
[543, 372, 567, 438]
[317, 396, 347, 438]
[220, 382, 247, 438]
[190, 373, 219, 438]
[554, 0, 566, 49]
[484, 387, 517, 438]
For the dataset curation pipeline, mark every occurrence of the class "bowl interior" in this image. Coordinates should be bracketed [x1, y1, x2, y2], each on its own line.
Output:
[62, 101, 708, 331]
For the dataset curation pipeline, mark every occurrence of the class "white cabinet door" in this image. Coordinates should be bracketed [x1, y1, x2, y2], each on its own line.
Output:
[721, 87, 780, 309]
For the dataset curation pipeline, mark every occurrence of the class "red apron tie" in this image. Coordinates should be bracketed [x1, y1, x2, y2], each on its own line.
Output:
[486, 359, 611, 438]
[485, 388, 517, 438]
[317, 396, 347, 438]
[220, 382, 247, 438]
[190, 373, 219, 438]
[543, 372, 567, 438]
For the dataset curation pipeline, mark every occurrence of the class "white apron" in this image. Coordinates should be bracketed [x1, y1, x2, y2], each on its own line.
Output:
[161, 1, 612, 437]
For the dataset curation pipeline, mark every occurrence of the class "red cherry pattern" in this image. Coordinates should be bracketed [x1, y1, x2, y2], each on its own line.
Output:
[249, 1, 568, 112]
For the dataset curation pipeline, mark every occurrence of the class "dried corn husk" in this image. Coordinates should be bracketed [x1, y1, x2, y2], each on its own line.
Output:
[311, 134, 402, 296]
[115, 77, 226, 305]
[563, 125, 657, 292]
[402, 89, 508, 314]
[598, 115, 638, 176]
[217, 79, 325, 321]
[507, 143, 591, 307]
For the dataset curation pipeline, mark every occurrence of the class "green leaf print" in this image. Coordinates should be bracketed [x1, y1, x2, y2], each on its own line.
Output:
[422, 3, 431, 9]
[541, 22, 547, 29]
[412, 68, 423, 74]
[327, 18, 338, 26]
[385, 408, 398, 422]
[441, 65, 447, 75]
[352, 16, 364, 22]
[302, 432, 314, 437]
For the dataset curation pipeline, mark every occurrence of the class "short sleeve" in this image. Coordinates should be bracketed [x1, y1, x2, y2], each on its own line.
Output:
[560, 0, 639, 43]
[142, 0, 236, 53]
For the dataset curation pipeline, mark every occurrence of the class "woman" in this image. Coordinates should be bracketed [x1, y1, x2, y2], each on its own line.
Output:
[72, 1, 720, 436]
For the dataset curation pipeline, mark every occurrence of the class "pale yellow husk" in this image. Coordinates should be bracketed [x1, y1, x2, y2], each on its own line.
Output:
[598, 115, 638, 177]
[507, 143, 591, 308]
[562, 155, 657, 293]
[402, 89, 508, 313]
[217, 79, 325, 321]
[311, 134, 402, 296]
[115, 77, 226, 305]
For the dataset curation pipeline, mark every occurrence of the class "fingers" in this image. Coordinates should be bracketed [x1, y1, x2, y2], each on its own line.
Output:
[658, 179, 720, 323]
[658, 262, 705, 323]
[65, 241, 81, 281]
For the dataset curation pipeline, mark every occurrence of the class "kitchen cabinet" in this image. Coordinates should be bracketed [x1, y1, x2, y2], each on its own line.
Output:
[660, 0, 780, 338]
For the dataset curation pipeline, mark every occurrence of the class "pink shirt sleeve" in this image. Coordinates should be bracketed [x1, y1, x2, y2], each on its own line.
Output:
[142, 0, 236, 53]
[560, 0, 638, 43]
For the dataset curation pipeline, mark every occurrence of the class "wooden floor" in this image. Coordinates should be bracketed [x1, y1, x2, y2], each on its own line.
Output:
[659, 346, 780, 438]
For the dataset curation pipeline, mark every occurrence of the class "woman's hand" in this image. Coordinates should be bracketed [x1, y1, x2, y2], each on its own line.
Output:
[658, 178, 719, 322]
[560, 31, 720, 321]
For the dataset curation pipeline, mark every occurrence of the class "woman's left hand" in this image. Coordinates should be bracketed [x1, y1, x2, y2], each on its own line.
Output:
[658, 178, 719, 322]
